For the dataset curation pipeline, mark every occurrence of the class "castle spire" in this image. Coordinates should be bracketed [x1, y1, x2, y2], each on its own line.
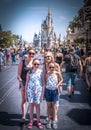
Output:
[48, 7, 51, 16]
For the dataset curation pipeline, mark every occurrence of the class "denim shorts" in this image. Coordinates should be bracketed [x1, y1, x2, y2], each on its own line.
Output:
[45, 88, 59, 102]
[65, 72, 77, 87]
[19, 80, 26, 89]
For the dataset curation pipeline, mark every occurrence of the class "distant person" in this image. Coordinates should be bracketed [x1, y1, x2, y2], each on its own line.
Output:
[11, 48, 16, 64]
[75, 47, 81, 57]
[0, 48, 4, 71]
[5, 47, 11, 65]
[63, 47, 82, 99]
[85, 51, 91, 92]
[55, 50, 63, 66]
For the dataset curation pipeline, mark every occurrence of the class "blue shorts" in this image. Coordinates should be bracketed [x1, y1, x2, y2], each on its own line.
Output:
[19, 80, 26, 89]
[45, 88, 59, 102]
[65, 72, 77, 87]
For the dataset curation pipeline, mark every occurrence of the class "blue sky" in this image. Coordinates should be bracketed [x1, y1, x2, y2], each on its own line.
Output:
[0, 0, 84, 42]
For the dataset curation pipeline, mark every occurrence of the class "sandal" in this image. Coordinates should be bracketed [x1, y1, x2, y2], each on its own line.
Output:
[46, 121, 51, 129]
[37, 122, 43, 129]
[52, 121, 57, 129]
[27, 121, 33, 129]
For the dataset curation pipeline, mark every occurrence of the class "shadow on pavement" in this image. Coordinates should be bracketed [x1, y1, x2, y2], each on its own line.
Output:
[67, 108, 91, 125]
[60, 75, 91, 106]
[0, 112, 46, 127]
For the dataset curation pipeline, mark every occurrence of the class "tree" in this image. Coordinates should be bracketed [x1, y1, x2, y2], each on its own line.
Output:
[0, 24, 2, 32]
[68, 16, 81, 32]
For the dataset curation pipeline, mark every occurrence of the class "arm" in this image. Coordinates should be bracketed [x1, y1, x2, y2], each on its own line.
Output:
[41, 69, 47, 100]
[17, 61, 23, 87]
[57, 72, 63, 93]
[57, 72, 63, 86]
[79, 59, 83, 78]
[55, 63, 61, 73]
[25, 72, 30, 88]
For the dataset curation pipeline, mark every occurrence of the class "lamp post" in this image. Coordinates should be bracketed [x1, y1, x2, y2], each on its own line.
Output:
[84, 20, 90, 53]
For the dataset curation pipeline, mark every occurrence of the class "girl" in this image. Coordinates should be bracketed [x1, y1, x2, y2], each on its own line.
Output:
[44, 61, 63, 129]
[43, 51, 61, 123]
[25, 58, 44, 129]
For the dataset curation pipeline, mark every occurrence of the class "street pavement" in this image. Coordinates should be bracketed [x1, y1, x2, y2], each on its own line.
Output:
[0, 63, 91, 130]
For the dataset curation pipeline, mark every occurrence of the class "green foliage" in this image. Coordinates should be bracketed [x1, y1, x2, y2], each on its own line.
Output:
[0, 24, 19, 47]
[68, 16, 80, 31]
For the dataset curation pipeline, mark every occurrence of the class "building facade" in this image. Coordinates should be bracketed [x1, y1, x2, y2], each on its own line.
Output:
[66, 0, 91, 51]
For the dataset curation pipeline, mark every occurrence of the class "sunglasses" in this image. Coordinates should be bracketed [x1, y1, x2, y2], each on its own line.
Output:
[49, 66, 55, 69]
[29, 52, 35, 55]
[34, 63, 40, 66]
[45, 55, 51, 58]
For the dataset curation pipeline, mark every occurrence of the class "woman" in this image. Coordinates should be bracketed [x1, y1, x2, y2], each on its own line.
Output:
[25, 58, 44, 129]
[17, 48, 35, 122]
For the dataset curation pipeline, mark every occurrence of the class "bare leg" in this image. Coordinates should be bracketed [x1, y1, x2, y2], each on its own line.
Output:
[30, 103, 34, 121]
[52, 102, 57, 121]
[67, 86, 71, 95]
[47, 102, 52, 120]
[72, 85, 75, 94]
[36, 104, 40, 122]
[21, 88, 26, 119]
[85, 73, 90, 88]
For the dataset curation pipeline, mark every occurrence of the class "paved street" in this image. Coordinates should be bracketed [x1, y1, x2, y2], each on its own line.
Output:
[0, 64, 91, 130]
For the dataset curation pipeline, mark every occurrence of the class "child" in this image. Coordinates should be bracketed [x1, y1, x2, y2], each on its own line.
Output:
[25, 58, 44, 129]
[44, 61, 63, 129]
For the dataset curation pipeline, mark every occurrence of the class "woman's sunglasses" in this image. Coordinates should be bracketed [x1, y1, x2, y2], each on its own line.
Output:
[28, 52, 35, 55]
[34, 63, 40, 66]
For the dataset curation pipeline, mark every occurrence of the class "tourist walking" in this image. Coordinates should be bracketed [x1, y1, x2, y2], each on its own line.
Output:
[63, 47, 82, 99]
[85, 51, 91, 92]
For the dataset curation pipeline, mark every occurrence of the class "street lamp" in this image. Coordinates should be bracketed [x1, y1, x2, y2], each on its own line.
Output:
[84, 19, 90, 53]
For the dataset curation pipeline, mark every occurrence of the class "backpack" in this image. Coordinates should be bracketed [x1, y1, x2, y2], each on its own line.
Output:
[69, 54, 79, 71]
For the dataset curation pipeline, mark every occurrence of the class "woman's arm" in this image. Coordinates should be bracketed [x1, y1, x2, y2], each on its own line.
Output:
[25, 72, 30, 88]
[17, 61, 23, 87]
[41, 69, 47, 100]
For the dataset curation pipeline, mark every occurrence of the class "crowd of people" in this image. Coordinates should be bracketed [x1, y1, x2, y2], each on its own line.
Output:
[0, 44, 91, 129]
[16, 45, 91, 129]
[0, 46, 28, 71]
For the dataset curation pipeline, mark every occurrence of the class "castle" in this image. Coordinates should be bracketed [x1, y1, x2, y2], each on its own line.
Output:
[33, 8, 61, 49]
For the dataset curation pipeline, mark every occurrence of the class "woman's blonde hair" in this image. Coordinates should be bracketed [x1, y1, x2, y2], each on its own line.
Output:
[44, 52, 54, 63]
